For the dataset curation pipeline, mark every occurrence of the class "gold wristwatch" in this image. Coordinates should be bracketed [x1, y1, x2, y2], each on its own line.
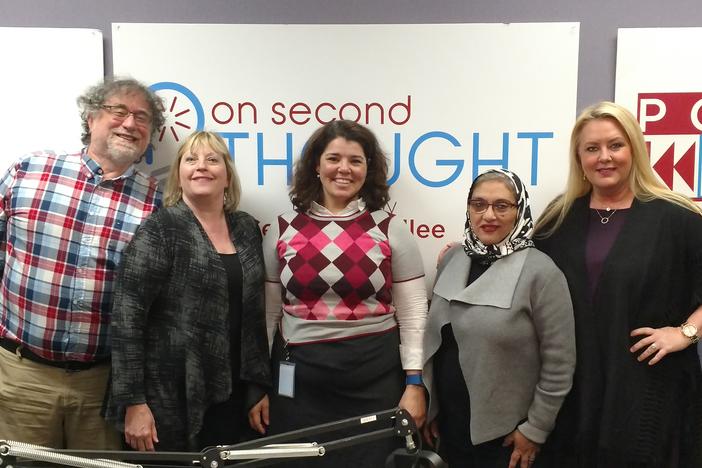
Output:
[680, 322, 700, 344]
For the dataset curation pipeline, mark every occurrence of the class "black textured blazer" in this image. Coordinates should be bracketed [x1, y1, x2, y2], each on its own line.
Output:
[105, 201, 271, 450]
[536, 196, 702, 467]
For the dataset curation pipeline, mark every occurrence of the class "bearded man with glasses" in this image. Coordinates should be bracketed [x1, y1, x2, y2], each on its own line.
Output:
[0, 78, 164, 450]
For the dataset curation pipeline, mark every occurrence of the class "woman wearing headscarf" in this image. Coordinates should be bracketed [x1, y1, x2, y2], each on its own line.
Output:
[534, 101, 702, 467]
[423, 169, 576, 468]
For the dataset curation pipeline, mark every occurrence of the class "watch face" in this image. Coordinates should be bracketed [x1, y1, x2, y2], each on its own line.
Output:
[683, 324, 698, 338]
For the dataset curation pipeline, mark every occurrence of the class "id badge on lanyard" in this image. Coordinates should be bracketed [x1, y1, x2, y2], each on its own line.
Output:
[278, 340, 295, 398]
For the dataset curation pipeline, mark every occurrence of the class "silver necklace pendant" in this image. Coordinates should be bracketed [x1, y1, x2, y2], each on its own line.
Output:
[595, 209, 617, 224]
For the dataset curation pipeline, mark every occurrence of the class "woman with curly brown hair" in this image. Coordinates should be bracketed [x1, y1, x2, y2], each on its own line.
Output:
[258, 120, 428, 467]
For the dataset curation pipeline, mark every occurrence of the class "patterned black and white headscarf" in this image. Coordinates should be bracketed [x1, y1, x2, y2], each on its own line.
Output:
[463, 169, 534, 264]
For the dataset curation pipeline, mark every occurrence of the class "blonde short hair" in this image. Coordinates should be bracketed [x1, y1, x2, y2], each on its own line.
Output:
[163, 131, 241, 212]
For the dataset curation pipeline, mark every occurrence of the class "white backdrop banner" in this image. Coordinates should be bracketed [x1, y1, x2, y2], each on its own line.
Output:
[113, 23, 580, 285]
[1, 27, 103, 170]
[616, 27, 702, 202]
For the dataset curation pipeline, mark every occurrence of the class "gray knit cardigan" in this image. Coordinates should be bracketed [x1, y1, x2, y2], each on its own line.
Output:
[423, 246, 575, 445]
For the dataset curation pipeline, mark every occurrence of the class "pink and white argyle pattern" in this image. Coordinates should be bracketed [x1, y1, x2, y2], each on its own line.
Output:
[276, 210, 395, 321]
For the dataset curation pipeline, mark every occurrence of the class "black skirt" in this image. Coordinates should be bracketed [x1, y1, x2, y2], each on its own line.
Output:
[268, 328, 405, 467]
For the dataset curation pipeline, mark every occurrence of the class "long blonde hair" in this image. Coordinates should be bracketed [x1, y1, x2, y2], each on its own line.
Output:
[163, 131, 241, 212]
[534, 101, 702, 237]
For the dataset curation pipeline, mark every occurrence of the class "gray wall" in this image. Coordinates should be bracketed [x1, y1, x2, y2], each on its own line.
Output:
[2, 0, 701, 112]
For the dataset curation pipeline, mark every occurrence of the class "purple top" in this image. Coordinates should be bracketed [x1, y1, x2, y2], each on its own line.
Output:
[585, 208, 629, 297]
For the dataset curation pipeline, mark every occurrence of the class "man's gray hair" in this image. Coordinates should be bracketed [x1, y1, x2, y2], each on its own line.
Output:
[77, 77, 166, 145]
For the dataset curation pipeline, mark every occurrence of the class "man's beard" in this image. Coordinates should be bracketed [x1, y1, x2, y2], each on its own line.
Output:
[105, 138, 142, 167]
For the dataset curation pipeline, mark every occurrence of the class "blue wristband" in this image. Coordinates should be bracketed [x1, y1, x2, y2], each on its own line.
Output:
[405, 374, 423, 386]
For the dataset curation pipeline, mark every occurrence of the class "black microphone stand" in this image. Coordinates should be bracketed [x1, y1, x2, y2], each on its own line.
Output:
[0, 408, 445, 468]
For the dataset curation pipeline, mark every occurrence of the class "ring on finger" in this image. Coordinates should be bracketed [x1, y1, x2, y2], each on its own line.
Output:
[649, 343, 658, 352]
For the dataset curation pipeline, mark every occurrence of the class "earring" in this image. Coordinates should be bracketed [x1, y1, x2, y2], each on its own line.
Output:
[316, 174, 320, 178]
[582, 174, 586, 181]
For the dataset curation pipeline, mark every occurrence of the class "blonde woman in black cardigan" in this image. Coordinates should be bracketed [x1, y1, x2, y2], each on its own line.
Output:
[535, 102, 702, 468]
[106, 131, 270, 451]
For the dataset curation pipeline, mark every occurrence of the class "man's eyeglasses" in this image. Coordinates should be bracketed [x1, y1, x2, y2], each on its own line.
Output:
[101, 104, 152, 126]
[468, 199, 517, 215]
